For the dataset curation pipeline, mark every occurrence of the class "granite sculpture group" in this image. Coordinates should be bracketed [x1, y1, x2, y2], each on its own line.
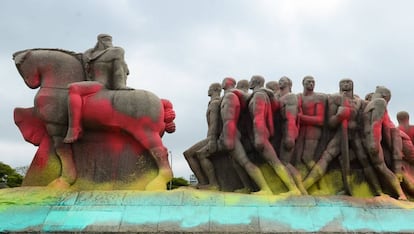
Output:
[12, 34, 414, 201]
[185, 76, 414, 200]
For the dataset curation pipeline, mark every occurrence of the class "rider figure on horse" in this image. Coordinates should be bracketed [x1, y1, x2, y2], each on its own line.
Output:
[64, 34, 133, 143]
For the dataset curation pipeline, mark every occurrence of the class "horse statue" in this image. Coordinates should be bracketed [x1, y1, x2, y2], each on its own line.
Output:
[13, 48, 176, 190]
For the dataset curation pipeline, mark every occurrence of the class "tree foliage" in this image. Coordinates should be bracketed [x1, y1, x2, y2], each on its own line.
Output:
[0, 162, 23, 188]
[167, 177, 189, 190]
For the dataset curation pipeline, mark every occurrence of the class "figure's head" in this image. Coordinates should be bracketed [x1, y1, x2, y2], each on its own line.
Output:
[339, 78, 353, 92]
[302, 75, 315, 91]
[221, 77, 236, 90]
[373, 86, 391, 103]
[96, 34, 113, 50]
[249, 75, 265, 90]
[279, 76, 292, 91]
[266, 81, 279, 93]
[236, 79, 249, 92]
[365, 92, 374, 101]
[208, 83, 222, 97]
[397, 111, 410, 124]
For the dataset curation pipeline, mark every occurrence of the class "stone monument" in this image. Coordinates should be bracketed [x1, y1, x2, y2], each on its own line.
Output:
[5, 35, 414, 233]
[13, 34, 176, 191]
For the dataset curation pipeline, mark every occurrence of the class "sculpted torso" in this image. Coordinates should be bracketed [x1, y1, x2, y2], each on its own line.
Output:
[299, 93, 326, 140]
[84, 47, 127, 89]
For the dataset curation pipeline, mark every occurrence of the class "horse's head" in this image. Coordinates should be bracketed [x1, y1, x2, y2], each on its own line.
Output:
[13, 49, 41, 89]
[13, 49, 85, 89]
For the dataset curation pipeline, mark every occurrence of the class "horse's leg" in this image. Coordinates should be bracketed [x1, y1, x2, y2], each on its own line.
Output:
[130, 128, 173, 191]
[48, 135, 77, 189]
[146, 144, 173, 191]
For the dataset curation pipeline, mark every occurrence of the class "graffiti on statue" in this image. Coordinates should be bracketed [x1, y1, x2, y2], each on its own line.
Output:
[13, 34, 176, 190]
[185, 76, 414, 200]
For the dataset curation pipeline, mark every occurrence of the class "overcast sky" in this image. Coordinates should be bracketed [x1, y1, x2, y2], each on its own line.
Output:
[1, 0, 414, 179]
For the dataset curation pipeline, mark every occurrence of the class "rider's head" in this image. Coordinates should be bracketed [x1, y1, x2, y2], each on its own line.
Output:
[95, 34, 113, 50]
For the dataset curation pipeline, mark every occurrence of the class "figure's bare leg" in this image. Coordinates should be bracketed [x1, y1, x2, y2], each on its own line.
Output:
[243, 161, 273, 195]
[375, 162, 407, 200]
[352, 139, 384, 196]
[64, 90, 82, 143]
[183, 140, 209, 185]
[197, 148, 219, 190]
[302, 139, 319, 171]
[372, 149, 407, 200]
[262, 142, 301, 195]
[303, 133, 341, 190]
[286, 164, 308, 195]
[233, 141, 272, 195]
[367, 132, 407, 200]
[303, 150, 336, 190]
[232, 159, 254, 193]
[64, 82, 102, 143]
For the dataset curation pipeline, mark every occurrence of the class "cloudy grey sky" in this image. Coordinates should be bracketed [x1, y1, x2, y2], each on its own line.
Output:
[1, 0, 414, 179]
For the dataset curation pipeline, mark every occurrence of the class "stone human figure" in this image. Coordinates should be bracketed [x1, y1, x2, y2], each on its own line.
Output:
[273, 76, 308, 194]
[397, 111, 414, 143]
[363, 86, 407, 200]
[365, 92, 374, 102]
[183, 83, 222, 188]
[64, 34, 132, 143]
[248, 75, 303, 195]
[236, 79, 249, 93]
[219, 77, 273, 195]
[396, 111, 414, 163]
[295, 76, 327, 171]
[276, 76, 299, 164]
[266, 81, 280, 96]
[303, 79, 383, 196]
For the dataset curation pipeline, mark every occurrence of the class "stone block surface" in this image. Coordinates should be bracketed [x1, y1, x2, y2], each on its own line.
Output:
[1, 187, 414, 233]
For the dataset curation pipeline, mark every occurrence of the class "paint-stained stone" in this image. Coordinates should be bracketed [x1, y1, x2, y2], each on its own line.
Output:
[120, 206, 161, 232]
[43, 205, 124, 232]
[210, 206, 259, 233]
[76, 190, 126, 206]
[0, 186, 64, 205]
[182, 189, 225, 206]
[340, 207, 380, 233]
[268, 195, 317, 207]
[0, 205, 51, 232]
[373, 208, 414, 232]
[58, 191, 79, 206]
[2, 187, 414, 233]
[224, 192, 270, 207]
[308, 206, 345, 232]
[158, 205, 210, 232]
[259, 206, 314, 232]
[123, 190, 183, 206]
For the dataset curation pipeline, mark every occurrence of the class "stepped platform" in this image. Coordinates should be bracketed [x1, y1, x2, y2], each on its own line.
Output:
[1, 187, 414, 233]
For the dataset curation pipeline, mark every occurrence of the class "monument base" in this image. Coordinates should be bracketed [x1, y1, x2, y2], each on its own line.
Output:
[1, 187, 414, 233]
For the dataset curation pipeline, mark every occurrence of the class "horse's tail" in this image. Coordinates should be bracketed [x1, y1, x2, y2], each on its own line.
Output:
[161, 99, 176, 134]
